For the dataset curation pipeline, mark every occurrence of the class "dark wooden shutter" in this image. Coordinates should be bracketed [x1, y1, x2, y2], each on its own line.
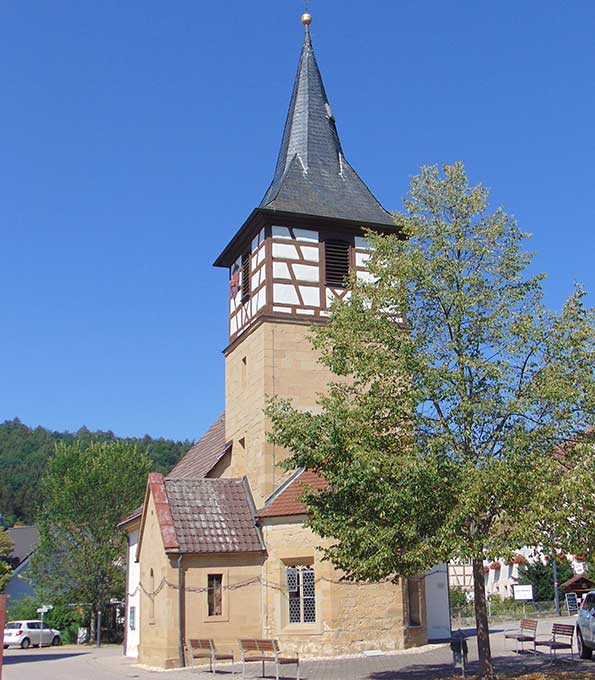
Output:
[324, 239, 350, 287]
[241, 252, 250, 303]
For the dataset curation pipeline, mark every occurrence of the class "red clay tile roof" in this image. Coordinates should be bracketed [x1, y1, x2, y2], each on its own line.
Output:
[168, 414, 230, 479]
[560, 573, 595, 589]
[164, 477, 264, 554]
[118, 415, 229, 529]
[257, 470, 326, 518]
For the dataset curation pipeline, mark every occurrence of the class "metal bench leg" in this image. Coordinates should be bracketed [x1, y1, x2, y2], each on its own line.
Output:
[262, 660, 265, 678]
[276, 659, 279, 680]
[296, 660, 300, 680]
[242, 655, 246, 680]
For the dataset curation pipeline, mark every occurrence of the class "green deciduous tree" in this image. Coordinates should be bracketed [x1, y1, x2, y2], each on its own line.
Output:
[0, 529, 14, 591]
[30, 440, 152, 630]
[518, 558, 574, 602]
[267, 162, 595, 680]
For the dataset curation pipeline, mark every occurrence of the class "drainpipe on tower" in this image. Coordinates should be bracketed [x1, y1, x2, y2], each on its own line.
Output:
[178, 555, 186, 668]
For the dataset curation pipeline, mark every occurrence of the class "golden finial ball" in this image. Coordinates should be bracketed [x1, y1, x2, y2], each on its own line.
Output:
[301, 12, 312, 26]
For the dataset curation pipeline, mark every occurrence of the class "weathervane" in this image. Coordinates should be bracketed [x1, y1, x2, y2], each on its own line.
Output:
[301, 0, 312, 26]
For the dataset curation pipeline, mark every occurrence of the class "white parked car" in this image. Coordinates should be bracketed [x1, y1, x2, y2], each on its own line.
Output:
[3, 620, 61, 649]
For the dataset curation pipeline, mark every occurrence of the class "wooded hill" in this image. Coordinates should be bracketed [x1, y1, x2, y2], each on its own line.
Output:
[0, 418, 192, 525]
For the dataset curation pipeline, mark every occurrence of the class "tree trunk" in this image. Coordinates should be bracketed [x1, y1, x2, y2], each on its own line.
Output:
[472, 558, 496, 680]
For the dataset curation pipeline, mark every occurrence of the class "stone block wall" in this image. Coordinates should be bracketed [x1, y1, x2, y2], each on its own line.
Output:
[260, 517, 428, 657]
[224, 320, 335, 506]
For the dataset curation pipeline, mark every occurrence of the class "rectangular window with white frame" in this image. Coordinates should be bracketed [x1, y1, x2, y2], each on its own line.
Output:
[286, 564, 316, 624]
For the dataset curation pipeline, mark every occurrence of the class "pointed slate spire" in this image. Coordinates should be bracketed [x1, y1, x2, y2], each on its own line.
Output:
[260, 23, 394, 227]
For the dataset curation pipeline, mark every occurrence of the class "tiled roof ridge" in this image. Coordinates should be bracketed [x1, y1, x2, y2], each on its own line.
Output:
[117, 504, 143, 528]
[149, 472, 179, 551]
[168, 413, 230, 480]
[261, 467, 306, 508]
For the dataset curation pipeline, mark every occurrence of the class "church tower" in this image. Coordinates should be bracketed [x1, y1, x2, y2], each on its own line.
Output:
[129, 14, 452, 669]
[214, 15, 397, 506]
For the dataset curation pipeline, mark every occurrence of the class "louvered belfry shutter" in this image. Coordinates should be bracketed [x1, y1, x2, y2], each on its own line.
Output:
[241, 251, 250, 303]
[324, 239, 350, 287]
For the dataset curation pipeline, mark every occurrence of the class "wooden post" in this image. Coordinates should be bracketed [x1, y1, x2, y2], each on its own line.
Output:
[0, 594, 7, 680]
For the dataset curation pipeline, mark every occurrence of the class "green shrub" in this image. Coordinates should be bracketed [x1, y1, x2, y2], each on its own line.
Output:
[46, 605, 84, 644]
[6, 596, 39, 621]
[449, 587, 468, 608]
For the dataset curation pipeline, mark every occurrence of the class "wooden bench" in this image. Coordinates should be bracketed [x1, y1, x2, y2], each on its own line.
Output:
[239, 639, 299, 680]
[186, 639, 234, 674]
[534, 623, 575, 659]
[504, 618, 538, 653]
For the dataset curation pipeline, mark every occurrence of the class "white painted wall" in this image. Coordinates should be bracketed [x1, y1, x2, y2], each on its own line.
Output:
[125, 528, 140, 657]
[425, 563, 451, 642]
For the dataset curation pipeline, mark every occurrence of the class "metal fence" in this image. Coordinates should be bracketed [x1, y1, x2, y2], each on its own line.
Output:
[450, 600, 558, 628]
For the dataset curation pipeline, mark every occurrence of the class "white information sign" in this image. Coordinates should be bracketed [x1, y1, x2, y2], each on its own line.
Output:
[513, 584, 534, 601]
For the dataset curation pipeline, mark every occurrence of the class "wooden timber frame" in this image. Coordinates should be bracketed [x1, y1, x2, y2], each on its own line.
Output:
[215, 207, 402, 344]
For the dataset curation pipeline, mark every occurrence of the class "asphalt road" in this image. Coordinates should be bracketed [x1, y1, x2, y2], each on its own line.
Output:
[1, 617, 591, 680]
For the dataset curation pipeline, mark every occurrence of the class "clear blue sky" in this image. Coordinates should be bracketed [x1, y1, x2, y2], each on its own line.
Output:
[2, 1, 594, 441]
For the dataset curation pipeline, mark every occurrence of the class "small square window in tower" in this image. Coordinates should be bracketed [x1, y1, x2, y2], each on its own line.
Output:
[241, 252, 250, 304]
[324, 239, 350, 288]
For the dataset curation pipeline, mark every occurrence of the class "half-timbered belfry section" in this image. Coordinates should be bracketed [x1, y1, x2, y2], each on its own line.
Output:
[214, 23, 397, 341]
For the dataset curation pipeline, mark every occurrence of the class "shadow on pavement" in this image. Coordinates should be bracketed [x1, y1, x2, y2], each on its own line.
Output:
[368, 652, 594, 679]
[369, 664, 456, 679]
[3, 651, 89, 665]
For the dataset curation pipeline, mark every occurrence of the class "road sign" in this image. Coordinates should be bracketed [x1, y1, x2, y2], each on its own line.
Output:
[513, 584, 533, 601]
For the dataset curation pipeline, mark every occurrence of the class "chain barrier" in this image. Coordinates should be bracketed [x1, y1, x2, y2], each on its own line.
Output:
[127, 573, 406, 601]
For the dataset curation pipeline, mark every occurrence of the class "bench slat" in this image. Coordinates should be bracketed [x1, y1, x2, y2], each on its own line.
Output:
[552, 624, 574, 636]
[240, 638, 279, 653]
[188, 639, 213, 650]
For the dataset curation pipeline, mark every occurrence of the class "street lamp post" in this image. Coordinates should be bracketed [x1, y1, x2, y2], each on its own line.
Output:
[552, 552, 561, 616]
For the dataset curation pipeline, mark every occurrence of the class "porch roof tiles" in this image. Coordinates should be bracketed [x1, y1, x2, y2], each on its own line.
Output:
[164, 477, 265, 554]
[257, 469, 326, 518]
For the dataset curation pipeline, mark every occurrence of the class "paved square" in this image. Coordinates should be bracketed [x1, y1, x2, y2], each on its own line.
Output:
[3, 618, 593, 680]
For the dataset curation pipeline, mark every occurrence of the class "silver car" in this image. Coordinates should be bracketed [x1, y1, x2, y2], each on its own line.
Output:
[3, 620, 61, 649]
[577, 591, 595, 659]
